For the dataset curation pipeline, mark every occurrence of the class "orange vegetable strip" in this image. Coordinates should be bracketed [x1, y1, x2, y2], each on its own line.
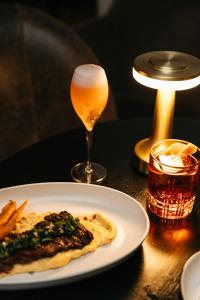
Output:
[10, 200, 28, 223]
[0, 200, 16, 226]
[2, 200, 15, 212]
[0, 200, 28, 240]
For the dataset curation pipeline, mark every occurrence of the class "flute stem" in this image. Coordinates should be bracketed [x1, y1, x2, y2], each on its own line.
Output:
[85, 129, 93, 174]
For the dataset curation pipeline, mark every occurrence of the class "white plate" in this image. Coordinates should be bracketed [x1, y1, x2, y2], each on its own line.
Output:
[181, 251, 200, 300]
[0, 182, 149, 290]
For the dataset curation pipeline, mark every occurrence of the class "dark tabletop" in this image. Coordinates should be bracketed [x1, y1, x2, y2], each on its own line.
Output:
[0, 117, 200, 300]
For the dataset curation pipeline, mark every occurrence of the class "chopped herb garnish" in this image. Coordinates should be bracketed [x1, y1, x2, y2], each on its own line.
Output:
[0, 211, 79, 260]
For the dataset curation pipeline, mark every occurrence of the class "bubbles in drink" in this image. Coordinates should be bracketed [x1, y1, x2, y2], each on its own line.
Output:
[70, 64, 109, 131]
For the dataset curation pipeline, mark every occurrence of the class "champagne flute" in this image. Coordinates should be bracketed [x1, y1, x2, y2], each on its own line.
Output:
[70, 64, 109, 183]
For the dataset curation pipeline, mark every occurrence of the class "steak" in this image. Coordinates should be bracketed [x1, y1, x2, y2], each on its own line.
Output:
[0, 211, 93, 273]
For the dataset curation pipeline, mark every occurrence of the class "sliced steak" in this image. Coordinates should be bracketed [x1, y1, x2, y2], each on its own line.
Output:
[0, 211, 93, 273]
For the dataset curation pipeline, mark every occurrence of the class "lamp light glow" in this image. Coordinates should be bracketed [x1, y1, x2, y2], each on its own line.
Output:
[132, 51, 200, 174]
[133, 68, 200, 91]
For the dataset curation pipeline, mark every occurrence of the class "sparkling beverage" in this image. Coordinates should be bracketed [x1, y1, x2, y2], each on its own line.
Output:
[70, 64, 108, 131]
[70, 64, 109, 184]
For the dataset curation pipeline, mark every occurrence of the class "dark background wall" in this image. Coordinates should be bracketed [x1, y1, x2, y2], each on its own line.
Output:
[1, 0, 199, 120]
[0, 0, 97, 26]
[76, 0, 200, 119]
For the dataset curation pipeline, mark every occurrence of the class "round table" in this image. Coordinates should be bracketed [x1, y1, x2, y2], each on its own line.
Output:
[0, 117, 200, 299]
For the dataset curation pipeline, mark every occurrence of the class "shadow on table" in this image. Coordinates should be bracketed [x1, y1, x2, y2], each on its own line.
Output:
[2, 248, 144, 299]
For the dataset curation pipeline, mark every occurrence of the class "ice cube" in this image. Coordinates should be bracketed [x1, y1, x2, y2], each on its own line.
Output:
[158, 154, 195, 174]
[159, 154, 184, 167]
[162, 142, 185, 155]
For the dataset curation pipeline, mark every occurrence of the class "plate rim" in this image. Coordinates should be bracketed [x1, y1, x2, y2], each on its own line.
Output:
[0, 182, 150, 290]
[181, 250, 200, 300]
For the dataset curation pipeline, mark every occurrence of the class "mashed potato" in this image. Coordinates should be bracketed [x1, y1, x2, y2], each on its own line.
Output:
[1, 211, 116, 277]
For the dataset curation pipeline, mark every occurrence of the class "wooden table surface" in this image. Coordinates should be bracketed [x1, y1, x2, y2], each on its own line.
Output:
[0, 117, 200, 299]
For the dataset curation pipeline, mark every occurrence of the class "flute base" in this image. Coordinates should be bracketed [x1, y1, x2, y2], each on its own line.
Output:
[71, 162, 107, 184]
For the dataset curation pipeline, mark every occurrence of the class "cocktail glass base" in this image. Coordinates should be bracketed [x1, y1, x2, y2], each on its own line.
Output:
[71, 162, 107, 184]
[147, 191, 194, 219]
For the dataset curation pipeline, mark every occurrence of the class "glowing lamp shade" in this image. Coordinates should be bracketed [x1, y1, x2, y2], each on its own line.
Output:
[132, 68, 200, 91]
[132, 51, 200, 174]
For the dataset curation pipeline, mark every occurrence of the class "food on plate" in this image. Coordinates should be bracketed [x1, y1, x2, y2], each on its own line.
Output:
[0, 201, 116, 277]
[0, 200, 16, 226]
[0, 200, 28, 240]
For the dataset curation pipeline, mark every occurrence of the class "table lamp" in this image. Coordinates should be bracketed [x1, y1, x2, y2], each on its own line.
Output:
[132, 50, 200, 174]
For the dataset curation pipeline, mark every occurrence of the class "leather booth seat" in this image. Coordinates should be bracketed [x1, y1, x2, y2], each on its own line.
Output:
[0, 3, 117, 161]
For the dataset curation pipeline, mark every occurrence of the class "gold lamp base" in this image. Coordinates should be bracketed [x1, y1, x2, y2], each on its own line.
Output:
[133, 89, 175, 174]
[134, 138, 151, 174]
[132, 51, 200, 175]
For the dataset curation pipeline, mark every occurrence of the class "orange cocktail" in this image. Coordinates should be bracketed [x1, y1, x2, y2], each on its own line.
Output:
[70, 64, 109, 184]
[70, 81, 108, 131]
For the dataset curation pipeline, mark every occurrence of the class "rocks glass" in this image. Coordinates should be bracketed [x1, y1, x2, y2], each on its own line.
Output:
[147, 139, 200, 219]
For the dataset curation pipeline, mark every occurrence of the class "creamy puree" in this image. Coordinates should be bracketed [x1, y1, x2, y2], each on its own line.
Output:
[0, 211, 116, 277]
